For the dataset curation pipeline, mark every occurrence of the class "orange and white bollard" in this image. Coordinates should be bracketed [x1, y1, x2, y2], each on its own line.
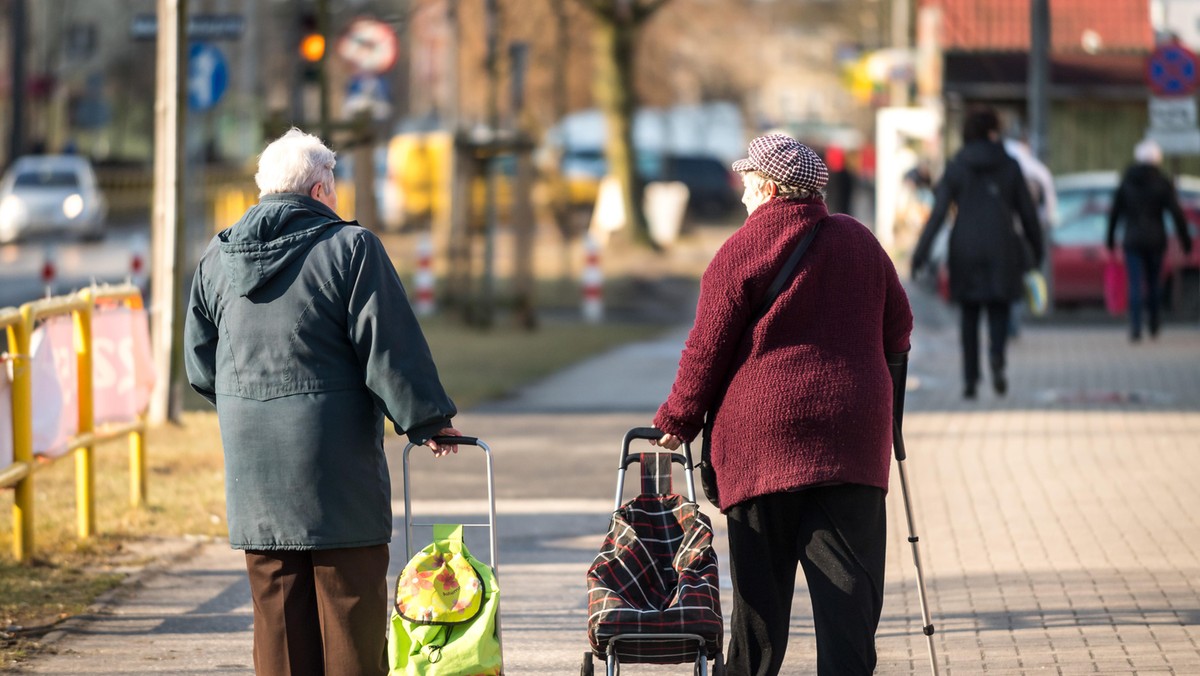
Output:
[413, 233, 436, 316]
[41, 246, 57, 297]
[129, 248, 148, 296]
[582, 235, 604, 323]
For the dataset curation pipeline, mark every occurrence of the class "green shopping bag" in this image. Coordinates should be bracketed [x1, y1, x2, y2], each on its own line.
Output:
[389, 524, 503, 676]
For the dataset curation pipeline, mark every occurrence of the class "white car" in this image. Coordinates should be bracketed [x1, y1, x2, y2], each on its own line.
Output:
[0, 155, 107, 244]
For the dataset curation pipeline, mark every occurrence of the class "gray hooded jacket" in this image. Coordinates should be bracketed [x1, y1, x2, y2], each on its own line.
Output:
[184, 193, 456, 550]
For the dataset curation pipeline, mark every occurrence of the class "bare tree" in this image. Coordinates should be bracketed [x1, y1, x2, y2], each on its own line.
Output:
[575, 0, 671, 249]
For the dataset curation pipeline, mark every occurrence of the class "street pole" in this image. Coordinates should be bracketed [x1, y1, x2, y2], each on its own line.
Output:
[1028, 0, 1050, 162]
[7, 0, 27, 167]
[891, 0, 910, 107]
[317, 0, 331, 142]
[479, 0, 499, 327]
[149, 0, 188, 424]
[1028, 0, 1052, 314]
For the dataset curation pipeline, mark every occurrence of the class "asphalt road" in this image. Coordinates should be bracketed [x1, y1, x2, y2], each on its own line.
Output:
[0, 227, 151, 309]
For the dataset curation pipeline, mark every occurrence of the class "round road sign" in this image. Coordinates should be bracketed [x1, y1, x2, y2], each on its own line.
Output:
[1147, 41, 1200, 97]
[336, 18, 398, 74]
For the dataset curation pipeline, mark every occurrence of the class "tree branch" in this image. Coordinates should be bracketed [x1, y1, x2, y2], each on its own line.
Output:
[634, 0, 671, 22]
[574, 0, 613, 18]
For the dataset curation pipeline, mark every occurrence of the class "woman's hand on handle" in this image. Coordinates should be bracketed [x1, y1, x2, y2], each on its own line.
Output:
[652, 431, 683, 451]
[427, 427, 463, 458]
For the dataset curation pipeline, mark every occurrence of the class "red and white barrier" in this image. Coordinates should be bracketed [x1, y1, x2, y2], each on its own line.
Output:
[413, 233, 436, 316]
[128, 249, 148, 296]
[582, 235, 604, 323]
[41, 247, 57, 297]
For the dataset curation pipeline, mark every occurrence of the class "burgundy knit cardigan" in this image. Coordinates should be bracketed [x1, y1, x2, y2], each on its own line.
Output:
[655, 197, 913, 511]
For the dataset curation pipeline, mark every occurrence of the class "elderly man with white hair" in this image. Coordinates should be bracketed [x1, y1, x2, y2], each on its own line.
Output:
[1106, 138, 1194, 341]
[185, 128, 462, 675]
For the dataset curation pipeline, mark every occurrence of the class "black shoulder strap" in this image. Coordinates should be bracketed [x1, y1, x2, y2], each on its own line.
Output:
[753, 218, 824, 322]
[703, 216, 824, 426]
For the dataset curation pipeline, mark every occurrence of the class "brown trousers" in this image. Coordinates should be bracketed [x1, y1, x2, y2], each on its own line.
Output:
[244, 545, 390, 676]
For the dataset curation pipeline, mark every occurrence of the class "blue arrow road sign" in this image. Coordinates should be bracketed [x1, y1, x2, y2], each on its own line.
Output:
[188, 42, 228, 112]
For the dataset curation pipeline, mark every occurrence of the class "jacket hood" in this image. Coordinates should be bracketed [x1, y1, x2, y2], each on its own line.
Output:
[218, 193, 344, 296]
[957, 140, 1009, 170]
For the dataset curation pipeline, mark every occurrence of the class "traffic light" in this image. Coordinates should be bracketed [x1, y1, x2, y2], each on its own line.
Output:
[298, 11, 323, 83]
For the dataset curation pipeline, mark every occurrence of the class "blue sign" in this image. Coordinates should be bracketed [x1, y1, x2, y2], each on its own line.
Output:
[188, 42, 228, 111]
[1147, 42, 1199, 97]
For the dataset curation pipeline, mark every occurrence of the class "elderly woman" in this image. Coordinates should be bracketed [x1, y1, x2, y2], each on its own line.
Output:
[653, 133, 914, 675]
[185, 128, 461, 676]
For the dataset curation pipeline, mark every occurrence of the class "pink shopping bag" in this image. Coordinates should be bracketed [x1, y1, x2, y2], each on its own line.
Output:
[1104, 258, 1128, 316]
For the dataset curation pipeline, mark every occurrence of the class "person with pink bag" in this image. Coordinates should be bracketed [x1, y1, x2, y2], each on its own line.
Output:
[1106, 139, 1193, 341]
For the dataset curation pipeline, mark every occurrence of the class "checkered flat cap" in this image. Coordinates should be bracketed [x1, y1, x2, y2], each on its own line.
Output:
[732, 134, 828, 192]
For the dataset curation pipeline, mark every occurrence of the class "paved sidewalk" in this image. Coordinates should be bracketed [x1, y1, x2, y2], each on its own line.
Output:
[13, 286, 1200, 674]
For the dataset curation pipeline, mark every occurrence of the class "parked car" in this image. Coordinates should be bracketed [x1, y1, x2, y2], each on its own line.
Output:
[0, 154, 107, 244]
[553, 149, 740, 218]
[1050, 172, 1200, 316]
[655, 154, 742, 218]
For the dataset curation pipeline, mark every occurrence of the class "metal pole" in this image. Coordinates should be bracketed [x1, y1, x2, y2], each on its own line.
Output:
[1028, 0, 1050, 162]
[479, 0, 499, 327]
[891, 0, 910, 107]
[8, 0, 28, 167]
[317, 0, 331, 142]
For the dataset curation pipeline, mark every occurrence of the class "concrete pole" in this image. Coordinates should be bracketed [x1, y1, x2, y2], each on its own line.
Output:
[149, 0, 188, 424]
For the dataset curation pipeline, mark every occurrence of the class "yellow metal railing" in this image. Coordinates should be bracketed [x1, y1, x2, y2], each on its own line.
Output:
[1, 284, 149, 562]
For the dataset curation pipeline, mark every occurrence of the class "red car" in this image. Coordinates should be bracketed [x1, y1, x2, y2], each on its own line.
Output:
[1050, 173, 1200, 317]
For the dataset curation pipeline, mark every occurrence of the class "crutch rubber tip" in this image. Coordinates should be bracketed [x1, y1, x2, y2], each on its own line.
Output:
[923, 624, 935, 636]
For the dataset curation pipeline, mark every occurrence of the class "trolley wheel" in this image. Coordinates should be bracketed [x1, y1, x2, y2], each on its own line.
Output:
[580, 651, 594, 676]
[712, 651, 727, 676]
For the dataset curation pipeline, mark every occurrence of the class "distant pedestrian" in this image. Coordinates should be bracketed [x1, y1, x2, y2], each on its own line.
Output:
[1106, 139, 1193, 341]
[184, 128, 461, 676]
[911, 107, 1043, 399]
[1004, 135, 1057, 338]
[652, 133, 914, 675]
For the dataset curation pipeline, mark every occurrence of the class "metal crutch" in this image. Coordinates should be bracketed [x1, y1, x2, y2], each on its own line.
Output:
[887, 351, 939, 675]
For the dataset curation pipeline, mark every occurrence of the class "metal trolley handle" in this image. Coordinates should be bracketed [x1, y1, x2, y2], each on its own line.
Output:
[401, 435, 499, 572]
[616, 427, 698, 509]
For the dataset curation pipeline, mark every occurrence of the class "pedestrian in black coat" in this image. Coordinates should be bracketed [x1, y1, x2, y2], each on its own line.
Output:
[1106, 139, 1193, 341]
[911, 107, 1043, 399]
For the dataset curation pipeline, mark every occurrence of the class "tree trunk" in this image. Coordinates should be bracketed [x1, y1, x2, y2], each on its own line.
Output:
[592, 16, 654, 249]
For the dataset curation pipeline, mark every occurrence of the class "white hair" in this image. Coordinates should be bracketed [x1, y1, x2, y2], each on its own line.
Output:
[254, 128, 337, 197]
[741, 170, 823, 200]
[1134, 138, 1163, 166]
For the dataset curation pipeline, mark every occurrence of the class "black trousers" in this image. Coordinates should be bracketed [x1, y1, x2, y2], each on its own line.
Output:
[960, 300, 1011, 386]
[724, 484, 887, 676]
[244, 544, 390, 676]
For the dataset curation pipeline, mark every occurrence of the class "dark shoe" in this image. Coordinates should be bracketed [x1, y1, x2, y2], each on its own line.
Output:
[993, 372, 1008, 396]
[1131, 332, 1142, 343]
[963, 383, 977, 400]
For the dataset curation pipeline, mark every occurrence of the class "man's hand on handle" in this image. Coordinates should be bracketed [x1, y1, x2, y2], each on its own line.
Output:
[427, 427, 463, 458]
